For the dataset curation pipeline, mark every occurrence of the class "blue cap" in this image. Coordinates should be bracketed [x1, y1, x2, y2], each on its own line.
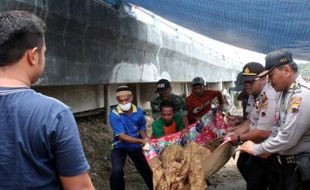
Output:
[234, 72, 244, 91]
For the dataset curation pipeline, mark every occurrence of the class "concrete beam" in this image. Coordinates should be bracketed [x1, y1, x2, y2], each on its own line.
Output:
[1, 0, 240, 86]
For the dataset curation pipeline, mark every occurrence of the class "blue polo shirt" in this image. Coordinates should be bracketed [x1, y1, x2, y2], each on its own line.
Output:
[109, 104, 146, 151]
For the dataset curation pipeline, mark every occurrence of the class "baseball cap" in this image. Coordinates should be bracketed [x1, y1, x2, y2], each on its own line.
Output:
[155, 79, 171, 93]
[258, 49, 295, 77]
[242, 62, 264, 81]
[192, 77, 205, 86]
[234, 72, 244, 91]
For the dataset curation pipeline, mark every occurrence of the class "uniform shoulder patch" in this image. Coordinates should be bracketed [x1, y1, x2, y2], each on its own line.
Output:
[290, 97, 302, 113]
[261, 92, 268, 116]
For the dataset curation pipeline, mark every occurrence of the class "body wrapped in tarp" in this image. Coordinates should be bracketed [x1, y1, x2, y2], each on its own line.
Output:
[143, 110, 235, 189]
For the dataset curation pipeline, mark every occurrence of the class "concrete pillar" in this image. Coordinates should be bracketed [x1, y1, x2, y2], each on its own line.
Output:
[225, 81, 235, 104]
[135, 83, 141, 107]
[207, 82, 222, 90]
[223, 81, 234, 89]
[185, 82, 190, 96]
[97, 85, 104, 108]
[104, 84, 110, 124]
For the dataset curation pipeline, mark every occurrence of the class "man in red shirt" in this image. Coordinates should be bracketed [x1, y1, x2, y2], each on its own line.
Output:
[186, 77, 224, 124]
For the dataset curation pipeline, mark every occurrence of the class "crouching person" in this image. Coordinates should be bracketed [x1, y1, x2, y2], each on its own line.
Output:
[152, 100, 185, 138]
[109, 86, 153, 190]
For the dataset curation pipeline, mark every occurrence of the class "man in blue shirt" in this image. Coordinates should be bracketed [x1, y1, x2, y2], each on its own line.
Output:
[0, 11, 94, 189]
[109, 86, 153, 190]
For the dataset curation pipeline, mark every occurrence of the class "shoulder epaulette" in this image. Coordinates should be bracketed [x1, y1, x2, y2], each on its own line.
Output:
[301, 84, 310, 92]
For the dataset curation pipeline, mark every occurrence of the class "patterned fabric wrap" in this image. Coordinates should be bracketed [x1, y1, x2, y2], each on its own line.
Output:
[144, 109, 227, 161]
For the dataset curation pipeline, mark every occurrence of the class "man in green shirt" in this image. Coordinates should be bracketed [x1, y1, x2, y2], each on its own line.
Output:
[151, 79, 187, 119]
[152, 100, 185, 138]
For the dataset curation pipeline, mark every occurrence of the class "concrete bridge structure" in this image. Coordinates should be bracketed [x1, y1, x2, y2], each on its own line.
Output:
[1, 0, 246, 118]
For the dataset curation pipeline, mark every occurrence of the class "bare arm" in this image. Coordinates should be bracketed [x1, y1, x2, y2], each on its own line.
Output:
[230, 119, 251, 134]
[60, 172, 94, 190]
[216, 91, 225, 108]
[226, 115, 244, 127]
[182, 115, 189, 127]
[139, 130, 148, 139]
[119, 133, 145, 145]
[185, 97, 196, 124]
[239, 128, 271, 143]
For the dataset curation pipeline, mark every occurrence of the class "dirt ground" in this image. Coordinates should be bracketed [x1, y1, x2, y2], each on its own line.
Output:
[77, 114, 246, 190]
[208, 155, 246, 190]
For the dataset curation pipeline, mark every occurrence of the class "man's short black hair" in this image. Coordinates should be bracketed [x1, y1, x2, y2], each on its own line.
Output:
[160, 100, 176, 112]
[0, 10, 46, 66]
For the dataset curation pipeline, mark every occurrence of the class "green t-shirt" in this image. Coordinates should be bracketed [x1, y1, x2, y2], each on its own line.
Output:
[152, 113, 184, 139]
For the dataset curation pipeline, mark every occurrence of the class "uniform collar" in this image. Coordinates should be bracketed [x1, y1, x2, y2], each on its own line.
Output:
[295, 74, 305, 84]
[288, 75, 304, 92]
[116, 104, 137, 114]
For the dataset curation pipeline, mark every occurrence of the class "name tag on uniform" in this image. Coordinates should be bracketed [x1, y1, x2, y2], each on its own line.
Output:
[275, 111, 280, 124]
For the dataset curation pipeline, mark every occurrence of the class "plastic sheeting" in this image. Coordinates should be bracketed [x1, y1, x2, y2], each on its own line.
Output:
[106, 0, 310, 60]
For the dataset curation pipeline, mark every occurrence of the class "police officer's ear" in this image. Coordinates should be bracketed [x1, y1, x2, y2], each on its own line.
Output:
[282, 65, 293, 77]
[257, 77, 265, 86]
[260, 77, 267, 84]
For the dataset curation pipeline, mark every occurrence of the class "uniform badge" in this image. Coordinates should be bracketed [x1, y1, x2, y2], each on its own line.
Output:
[255, 100, 260, 111]
[290, 97, 302, 113]
[261, 92, 268, 116]
[275, 111, 280, 124]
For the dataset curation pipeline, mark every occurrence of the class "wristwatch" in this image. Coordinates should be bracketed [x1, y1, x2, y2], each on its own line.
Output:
[237, 134, 243, 145]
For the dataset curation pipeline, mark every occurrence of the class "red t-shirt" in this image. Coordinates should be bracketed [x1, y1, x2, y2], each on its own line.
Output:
[185, 90, 224, 123]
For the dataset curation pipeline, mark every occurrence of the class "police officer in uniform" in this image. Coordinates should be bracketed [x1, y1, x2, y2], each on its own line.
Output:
[225, 62, 279, 190]
[226, 72, 249, 127]
[240, 49, 310, 190]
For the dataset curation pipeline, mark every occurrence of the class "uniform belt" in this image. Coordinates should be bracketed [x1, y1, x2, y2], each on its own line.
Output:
[276, 154, 296, 165]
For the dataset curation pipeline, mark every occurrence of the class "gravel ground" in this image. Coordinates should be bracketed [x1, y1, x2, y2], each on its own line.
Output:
[76, 114, 246, 190]
[208, 155, 246, 190]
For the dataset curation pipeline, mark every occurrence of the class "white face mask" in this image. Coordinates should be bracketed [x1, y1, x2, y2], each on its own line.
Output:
[119, 102, 132, 111]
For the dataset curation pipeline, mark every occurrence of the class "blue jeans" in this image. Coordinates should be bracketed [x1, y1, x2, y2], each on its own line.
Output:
[110, 148, 153, 190]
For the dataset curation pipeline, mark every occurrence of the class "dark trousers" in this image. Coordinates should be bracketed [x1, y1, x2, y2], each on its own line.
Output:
[276, 164, 310, 190]
[237, 152, 252, 181]
[110, 148, 153, 190]
[237, 153, 281, 190]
